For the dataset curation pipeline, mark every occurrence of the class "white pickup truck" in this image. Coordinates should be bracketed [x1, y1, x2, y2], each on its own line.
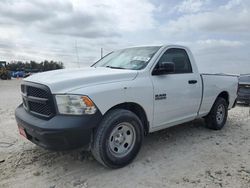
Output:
[15, 45, 238, 168]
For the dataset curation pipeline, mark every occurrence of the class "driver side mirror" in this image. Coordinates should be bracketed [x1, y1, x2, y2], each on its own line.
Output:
[152, 62, 175, 75]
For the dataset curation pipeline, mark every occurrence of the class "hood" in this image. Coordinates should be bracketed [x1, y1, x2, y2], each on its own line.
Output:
[24, 67, 138, 93]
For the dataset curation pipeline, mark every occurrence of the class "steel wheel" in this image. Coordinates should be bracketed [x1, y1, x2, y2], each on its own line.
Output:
[91, 109, 144, 168]
[108, 122, 136, 158]
[205, 97, 228, 130]
[216, 104, 225, 124]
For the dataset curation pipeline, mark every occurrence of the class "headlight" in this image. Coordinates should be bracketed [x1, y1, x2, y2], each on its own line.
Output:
[55, 95, 97, 115]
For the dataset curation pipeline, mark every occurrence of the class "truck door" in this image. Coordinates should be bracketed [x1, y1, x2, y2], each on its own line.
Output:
[151, 48, 202, 129]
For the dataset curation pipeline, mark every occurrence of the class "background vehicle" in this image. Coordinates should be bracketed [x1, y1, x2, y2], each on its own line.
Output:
[15, 45, 238, 168]
[11, 71, 25, 78]
[237, 75, 250, 105]
[0, 61, 11, 80]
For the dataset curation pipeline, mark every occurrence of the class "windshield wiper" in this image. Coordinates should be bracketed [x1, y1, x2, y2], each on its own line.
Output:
[105, 66, 126, 69]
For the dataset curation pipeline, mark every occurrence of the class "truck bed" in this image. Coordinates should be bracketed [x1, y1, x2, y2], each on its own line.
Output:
[198, 73, 238, 117]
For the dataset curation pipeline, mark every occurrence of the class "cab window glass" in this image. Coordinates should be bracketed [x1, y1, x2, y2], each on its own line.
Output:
[157, 48, 192, 73]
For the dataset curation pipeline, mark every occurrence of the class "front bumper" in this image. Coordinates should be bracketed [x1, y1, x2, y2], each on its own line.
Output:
[15, 104, 103, 150]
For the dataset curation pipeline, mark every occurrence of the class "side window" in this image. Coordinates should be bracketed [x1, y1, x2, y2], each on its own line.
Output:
[157, 48, 192, 73]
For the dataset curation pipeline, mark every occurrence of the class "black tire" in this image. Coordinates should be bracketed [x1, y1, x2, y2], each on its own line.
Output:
[91, 109, 144, 168]
[1, 74, 7, 80]
[205, 97, 228, 130]
[7, 74, 11, 80]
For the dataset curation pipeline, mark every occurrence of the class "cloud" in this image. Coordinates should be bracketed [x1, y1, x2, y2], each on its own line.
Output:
[175, 0, 210, 13]
[0, 0, 72, 24]
[196, 39, 243, 48]
[0, 0, 156, 39]
[162, 9, 250, 38]
[157, 0, 250, 74]
[0, 0, 157, 67]
[189, 39, 248, 73]
[224, 0, 242, 10]
[39, 0, 156, 38]
[38, 12, 121, 38]
[0, 0, 249, 74]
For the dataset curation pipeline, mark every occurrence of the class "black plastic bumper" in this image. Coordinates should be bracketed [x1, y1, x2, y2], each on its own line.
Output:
[15, 104, 103, 150]
[237, 95, 250, 104]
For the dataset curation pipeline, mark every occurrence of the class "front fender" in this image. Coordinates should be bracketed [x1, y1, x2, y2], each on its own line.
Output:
[69, 77, 154, 126]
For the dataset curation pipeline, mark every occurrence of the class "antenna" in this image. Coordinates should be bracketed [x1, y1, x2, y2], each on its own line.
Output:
[75, 40, 80, 68]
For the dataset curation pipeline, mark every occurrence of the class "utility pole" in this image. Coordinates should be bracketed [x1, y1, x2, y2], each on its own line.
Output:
[101, 48, 103, 59]
[75, 40, 80, 68]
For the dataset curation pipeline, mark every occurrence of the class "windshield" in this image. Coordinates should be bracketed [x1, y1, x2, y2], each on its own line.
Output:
[93, 46, 161, 70]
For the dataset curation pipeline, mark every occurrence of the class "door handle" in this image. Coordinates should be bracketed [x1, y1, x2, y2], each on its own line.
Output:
[188, 80, 197, 84]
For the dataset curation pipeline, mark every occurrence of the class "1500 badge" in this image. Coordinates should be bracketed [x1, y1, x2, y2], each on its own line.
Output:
[155, 93, 167, 100]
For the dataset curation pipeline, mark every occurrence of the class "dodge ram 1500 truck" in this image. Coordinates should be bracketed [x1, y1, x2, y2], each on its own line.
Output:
[15, 45, 238, 168]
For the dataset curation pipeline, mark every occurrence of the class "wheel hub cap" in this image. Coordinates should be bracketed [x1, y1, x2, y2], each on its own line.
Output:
[216, 104, 225, 124]
[108, 122, 136, 157]
[114, 133, 125, 144]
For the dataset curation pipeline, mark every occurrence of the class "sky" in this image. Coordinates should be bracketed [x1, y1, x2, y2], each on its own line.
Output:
[0, 0, 249, 74]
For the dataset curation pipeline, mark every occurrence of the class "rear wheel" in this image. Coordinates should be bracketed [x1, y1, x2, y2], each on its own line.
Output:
[91, 109, 144, 168]
[205, 97, 228, 130]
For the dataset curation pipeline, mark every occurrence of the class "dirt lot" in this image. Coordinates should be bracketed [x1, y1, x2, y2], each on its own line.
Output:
[0, 79, 249, 188]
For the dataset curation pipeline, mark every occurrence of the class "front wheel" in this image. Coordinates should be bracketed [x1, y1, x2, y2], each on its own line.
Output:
[91, 109, 144, 168]
[205, 97, 228, 130]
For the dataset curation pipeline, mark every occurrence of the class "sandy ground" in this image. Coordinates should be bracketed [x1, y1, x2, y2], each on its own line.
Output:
[0, 79, 249, 188]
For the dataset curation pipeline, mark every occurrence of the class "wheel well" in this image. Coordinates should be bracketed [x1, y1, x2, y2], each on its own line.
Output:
[107, 102, 149, 135]
[217, 91, 229, 104]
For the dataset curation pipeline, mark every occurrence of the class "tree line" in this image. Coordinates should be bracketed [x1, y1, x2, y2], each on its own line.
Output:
[6, 60, 64, 72]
